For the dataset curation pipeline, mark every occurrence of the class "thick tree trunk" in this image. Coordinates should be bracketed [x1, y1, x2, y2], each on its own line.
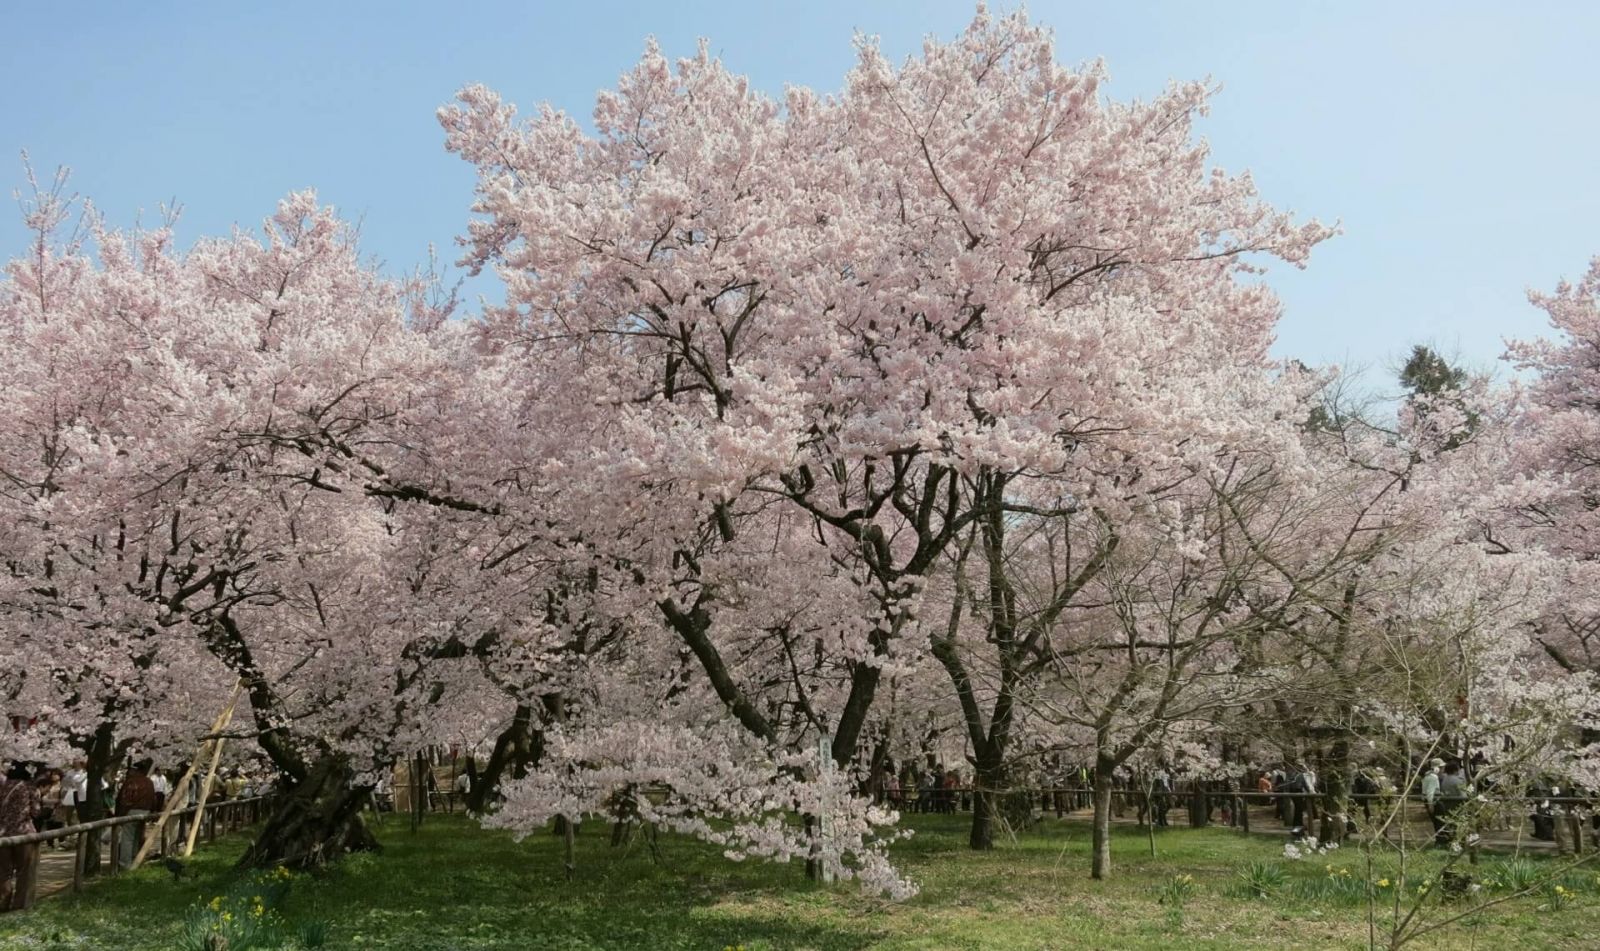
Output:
[866, 735, 890, 802]
[1320, 741, 1350, 845]
[969, 750, 1004, 851]
[803, 812, 822, 882]
[467, 703, 537, 814]
[78, 723, 119, 876]
[830, 657, 883, 769]
[413, 751, 430, 827]
[237, 755, 377, 869]
[1091, 759, 1115, 881]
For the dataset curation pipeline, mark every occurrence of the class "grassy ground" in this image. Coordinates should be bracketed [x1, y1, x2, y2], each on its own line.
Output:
[2, 811, 1598, 950]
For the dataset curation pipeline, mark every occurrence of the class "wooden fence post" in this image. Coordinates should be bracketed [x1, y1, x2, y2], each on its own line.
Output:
[18, 842, 40, 909]
[72, 830, 86, 892]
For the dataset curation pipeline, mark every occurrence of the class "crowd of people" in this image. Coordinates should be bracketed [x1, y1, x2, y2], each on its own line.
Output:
[0, 756, 276, 912]
[881, 763, 969, 814]
[861, 752, 1597, 856]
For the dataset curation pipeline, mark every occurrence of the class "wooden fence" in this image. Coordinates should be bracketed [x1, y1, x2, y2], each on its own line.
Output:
[0, 795, 273, 911]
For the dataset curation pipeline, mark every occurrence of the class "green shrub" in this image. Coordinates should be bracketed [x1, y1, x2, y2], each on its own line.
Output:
[1236, 861, 1288, 899]
[1157, 872, 1197, 908]
[296, 917, 331, 949]
[1542, 881, 1576, 911]
[1486, 858, 1543, 894]
[1292, 871, 1368, 906]
[177, 865, 299, 951]
[177, 903, 274, 951]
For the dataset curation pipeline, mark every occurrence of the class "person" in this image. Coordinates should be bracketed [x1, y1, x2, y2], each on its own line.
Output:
[1271, 769, 1293, 824]
[1420, 759, 1444, 841]
[1, 762, 41, 911]
[1281, 764, 1316, 837]
[151, 768, 170, 812]
[60, 760, 89, 823]
[173, 765, 200, 843]
[1436, 761, 1467, 845]
[1439, 761, 1466, 796]
[884, 771, 901, 807]
[1528, 775, 1556, 841]
[941, 769, 960, 814]
[423, 763, 439, 811]
[1150, 767, 1172, 828]
[1353, 769, 1379, 824]
[49, 771, 75, 844]
[373, 770, 394, 813]
[224, 769, 246, 801]
[31, 770, 62, 835]
[114, 761, 159, 871]
[452, 769, 471, 812]
[938, 765, 953, 814]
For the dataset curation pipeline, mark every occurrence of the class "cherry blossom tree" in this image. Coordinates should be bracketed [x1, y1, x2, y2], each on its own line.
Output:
[10, 4, 1596, 907]
[1510, 258, 1600, 683]
[0, 182, 511, 867]
[435, 8, 1329, 882]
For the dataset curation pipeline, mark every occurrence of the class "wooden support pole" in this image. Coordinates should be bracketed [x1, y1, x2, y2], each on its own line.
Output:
[131, 681, 244, 870]
[183, 685, 243, 858]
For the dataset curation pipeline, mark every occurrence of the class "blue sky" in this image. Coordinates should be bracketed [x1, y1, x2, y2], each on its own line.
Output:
[4, 2, 1596, 379]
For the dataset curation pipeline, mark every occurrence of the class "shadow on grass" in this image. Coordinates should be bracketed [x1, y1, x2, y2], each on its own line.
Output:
[1, 815, 888, 951]
[6, 811, 1590, 951]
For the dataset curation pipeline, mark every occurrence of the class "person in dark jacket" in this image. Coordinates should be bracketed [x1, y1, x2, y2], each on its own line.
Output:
[114, 761, 159, 871]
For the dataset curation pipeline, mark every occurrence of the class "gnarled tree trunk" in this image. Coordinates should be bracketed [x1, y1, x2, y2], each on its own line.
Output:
[466, 703, 540, 814]
[237, 755, 377, 869]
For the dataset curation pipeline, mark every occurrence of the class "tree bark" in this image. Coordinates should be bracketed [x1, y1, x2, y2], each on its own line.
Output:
[969, 749, 1004, 850]
[237, 755, 378, 869]
[78, 723, 119, 876]
[803, 811, 822, 882]
[466, 703, 536, 813]
[1091, 757, 1115, 880]
[1319, 740, 1351, 845]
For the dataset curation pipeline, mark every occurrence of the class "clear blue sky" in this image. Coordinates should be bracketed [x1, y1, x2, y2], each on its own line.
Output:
[4, 1, 1596, 377]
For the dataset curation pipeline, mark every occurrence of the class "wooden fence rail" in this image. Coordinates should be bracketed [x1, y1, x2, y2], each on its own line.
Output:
[0, 794, 274, 911]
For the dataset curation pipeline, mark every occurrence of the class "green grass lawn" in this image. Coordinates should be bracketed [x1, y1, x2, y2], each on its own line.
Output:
[3, 811, 1598, 950]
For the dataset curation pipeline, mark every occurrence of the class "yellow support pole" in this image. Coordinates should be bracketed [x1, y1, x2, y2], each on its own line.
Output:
[183, 683, 244, 857]
[131, 680, 245, 870]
